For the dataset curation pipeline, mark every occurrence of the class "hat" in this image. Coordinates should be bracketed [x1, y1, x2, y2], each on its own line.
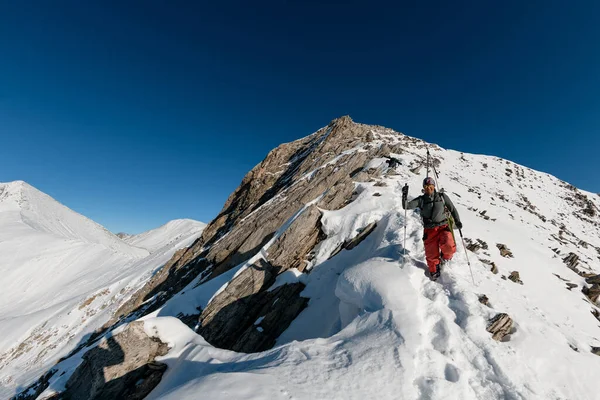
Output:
[423, 177, 435, 186]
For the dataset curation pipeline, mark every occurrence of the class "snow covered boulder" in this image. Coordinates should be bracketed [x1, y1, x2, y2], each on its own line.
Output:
[61, 322, 169, 400]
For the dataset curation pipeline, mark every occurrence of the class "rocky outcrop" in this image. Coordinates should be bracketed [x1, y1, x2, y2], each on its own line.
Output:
[508, 271, 523, 285]
[563, 252, 580, 271]
[328, 221, 378, 259]
[106, 117, 392, 330]
[197, 261, 308, 352]
[61, 322, 169, 400]
[583, 284, 600, 303]
[197, 205, 325, 352]
[585, 274, 600, 285]
[265, 205, 325, 273]
[496, 244, 514, 258]
[486, 313, 513, 341]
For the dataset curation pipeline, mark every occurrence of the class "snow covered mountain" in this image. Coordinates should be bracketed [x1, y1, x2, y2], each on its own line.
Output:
[0, 182, 205, 398]
[124, 219, 206, 253]
[15, 117, 600, 400]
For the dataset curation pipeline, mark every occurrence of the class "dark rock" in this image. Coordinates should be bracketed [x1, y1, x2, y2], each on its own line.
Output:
[344, 222, 377, 250]
[591, 346, 600, 356]
[496, 244, 514, 258]
[316, 178, 355, 211]
[491, 263, 498, 274]
[508, 271, 523, 285]
[12, 369, 57, 400]
[591, 308, 600, 323]
[198, 258, 276, 348]
[486, 313, 513, 341]
[583, 284, 600, 303]
[563, 252, 580, 271]
[566, 283, 578, 290]
[585, 275, 600, 285]
[231, 283, 309, 353]
[478, 294, 490, 307]
[62, 321, 169, 400]
[266, 205, 324, 273]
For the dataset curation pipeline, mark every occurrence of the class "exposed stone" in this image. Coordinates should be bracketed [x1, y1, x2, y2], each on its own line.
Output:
[12, 369, 57, 400]
[316, 178, 355, 210]
[591, 308, 600, 323]
[566, 283, 578, 290]
[344, 222, 378, 250]
[199, 258, 276, 347]
[107, 119, 383, 328]
[61, 321, 169, 400]
[486, 313, 513, 341]
[583, 284, 600, 303]
[563, 252, 580, 271]
[569, 344, 579, 352]
[508, 271, 523, 285]
[553, 273, 569, 282]
[478, 294, 490, 307]
[585, 274, 600, 285]
[491, 263, 498, 274]
[231, 283, 309, 353]
[591, 346, 600, 356]
[372, 193, 381, 197]
[266, 205, 324, 273]
[373, 181, 387, 187]
[496, 244, 514, 258]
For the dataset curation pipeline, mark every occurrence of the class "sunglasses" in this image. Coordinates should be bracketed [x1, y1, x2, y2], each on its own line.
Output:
[423, 184, 435, 189]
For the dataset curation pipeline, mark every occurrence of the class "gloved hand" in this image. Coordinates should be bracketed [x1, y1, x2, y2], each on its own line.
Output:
[455, 221, 463, 230]
[402, 184, 408, 204]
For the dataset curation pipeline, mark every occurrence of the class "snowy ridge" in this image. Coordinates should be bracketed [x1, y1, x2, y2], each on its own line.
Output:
[17, 124, 600, 399]
[139, 134, 599, 399]
[0, 181, 205, 398]
[125, 219, 206, 253]
[0, 181, 146, 257]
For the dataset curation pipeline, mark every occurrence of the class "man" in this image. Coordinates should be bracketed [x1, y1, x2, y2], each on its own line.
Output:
[402, 177, 462, 280]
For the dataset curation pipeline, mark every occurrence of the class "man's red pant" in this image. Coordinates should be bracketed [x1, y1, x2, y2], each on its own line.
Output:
[424, 224, 456, 273]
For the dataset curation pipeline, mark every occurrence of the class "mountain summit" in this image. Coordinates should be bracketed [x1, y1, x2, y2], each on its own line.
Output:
[13, 117, 600, 400]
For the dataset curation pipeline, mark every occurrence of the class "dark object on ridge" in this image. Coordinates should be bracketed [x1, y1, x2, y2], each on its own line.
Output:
[385, 157, 401, 168]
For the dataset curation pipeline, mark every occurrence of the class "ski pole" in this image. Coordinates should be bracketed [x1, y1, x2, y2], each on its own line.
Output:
[459, 228, 476, 286]
[402, 183, 408, 268]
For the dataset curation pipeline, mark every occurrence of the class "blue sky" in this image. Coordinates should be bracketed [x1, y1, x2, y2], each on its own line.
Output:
[1, 1, 599, 234]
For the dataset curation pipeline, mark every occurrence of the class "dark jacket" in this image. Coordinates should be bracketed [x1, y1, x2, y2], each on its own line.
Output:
[403, 190, 461, 229]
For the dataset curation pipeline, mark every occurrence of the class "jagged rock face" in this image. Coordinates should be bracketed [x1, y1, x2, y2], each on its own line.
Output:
[107, 116, 392, 331]
[198, 204, 324, 351]
[61, 322, 169, 400]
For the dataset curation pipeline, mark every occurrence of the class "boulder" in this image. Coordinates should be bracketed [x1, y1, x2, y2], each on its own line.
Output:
[496, 244, 514, 258]
[486, 313, 513, 341]
[508, 271, 523, 285]
[478, 294, 490, 307]
[62, 322, 169, 400]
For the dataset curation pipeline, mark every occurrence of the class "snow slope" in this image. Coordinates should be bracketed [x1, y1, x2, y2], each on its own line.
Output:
[125, 219, 206, 253]
[35, 127, 600, 400]
[0, 181, 205, 397]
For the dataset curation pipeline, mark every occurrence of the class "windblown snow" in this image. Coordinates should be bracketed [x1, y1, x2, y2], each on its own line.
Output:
[0, 181, 205, 397]
[8, 124, 600, 400]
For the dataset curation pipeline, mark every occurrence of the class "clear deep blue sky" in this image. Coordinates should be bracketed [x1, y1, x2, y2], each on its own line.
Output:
[1, 1, 599, 233]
